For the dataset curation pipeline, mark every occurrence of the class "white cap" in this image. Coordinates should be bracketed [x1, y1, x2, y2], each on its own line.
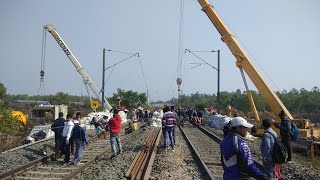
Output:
[231, 117, 253, 128]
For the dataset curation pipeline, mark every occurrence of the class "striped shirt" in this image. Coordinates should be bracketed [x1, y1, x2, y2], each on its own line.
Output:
[162, 111, 176, 128]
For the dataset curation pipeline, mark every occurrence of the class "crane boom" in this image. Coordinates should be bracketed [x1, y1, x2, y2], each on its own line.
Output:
[197, 0, 293, 120]
[44, 24, 112, 111]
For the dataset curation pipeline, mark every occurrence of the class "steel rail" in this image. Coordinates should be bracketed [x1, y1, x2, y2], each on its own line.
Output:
[179, 125, 215, 180]
[62, 135, 132, 180]
[1, 124, 131, 180]
[1, 137, 54, 154]
[143, 128, 161, 180]
[125, 127, 161, 180]
[0, 156, 50, 180]
[198, 125, 264, 170]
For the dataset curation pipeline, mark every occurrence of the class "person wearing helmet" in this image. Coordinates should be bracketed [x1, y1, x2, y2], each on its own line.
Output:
[220, 117, 267, 179]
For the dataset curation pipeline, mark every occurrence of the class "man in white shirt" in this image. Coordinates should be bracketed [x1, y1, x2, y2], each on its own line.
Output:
[62, 113, 74, 166]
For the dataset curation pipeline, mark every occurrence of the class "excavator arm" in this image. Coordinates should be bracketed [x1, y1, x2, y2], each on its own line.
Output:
[197, 0, 293, 120]
[44, 24, 112, 111]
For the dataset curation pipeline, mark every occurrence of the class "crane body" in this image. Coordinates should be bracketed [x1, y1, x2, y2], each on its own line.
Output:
[197, 0, 292, 120]
[44, 24, 112, 111]
[196, 0, 319, 138]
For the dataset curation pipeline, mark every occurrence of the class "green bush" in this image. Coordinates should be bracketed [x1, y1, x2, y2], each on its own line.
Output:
[0, 109, 20, 134]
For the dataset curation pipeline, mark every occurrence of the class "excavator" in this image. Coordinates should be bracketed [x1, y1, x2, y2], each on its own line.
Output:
[11, 111, 27, 128]
[196, 0, 315, 138]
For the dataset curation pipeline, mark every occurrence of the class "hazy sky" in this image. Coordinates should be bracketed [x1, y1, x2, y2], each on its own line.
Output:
[1, 0, 319, 102]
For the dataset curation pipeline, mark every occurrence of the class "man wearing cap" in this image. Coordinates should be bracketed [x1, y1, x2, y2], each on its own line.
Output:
[71, 119, 88, 165]
[220, 117, 267, 179]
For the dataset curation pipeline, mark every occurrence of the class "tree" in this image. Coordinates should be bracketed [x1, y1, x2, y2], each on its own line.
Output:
[0, 83, 7, 108]
[109, 88, 147, 110]
[0, 83, 20, 134]
[52, 92, 71, 105]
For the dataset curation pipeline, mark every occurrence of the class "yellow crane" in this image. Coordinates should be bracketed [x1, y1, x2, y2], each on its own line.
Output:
[196, 0, 312, 137]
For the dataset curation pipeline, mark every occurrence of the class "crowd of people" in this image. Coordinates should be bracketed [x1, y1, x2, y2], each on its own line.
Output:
[220, 110, 293, 180]
[50, 104, 293, 180]
[160, 105, 293, 180]
[50, 108, 127, 165]
[51, 112, 88, 166]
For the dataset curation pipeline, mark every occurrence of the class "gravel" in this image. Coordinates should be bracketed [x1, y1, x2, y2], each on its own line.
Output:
[0, 129, 96, 174]
[76, 127, 151, 179]
[150, 127, 205, 180]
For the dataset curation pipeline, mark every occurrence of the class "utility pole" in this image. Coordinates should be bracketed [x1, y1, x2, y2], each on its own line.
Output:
[102, 48, 106, 112]
[217, 50, 220, 114]
[185, 49, 221, 114]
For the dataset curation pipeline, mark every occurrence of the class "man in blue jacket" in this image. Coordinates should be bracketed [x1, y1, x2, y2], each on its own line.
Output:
[261, 118, 278, 179]
[220, 117, 267, 179]
[276, 110, 292, 163]
[51, 112, 66, 161]
[72, 120, 88, 165]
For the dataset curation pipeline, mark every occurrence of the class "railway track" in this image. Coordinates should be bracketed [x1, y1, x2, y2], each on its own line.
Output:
[180, 122, 223, 179]
[180, 122, 263, 180]
[0, 124, 137, 180]
[0, 136, 115, 180]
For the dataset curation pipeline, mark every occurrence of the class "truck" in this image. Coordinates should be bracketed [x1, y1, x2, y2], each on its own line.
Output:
[43, 24, 112, 111]
[196, 0, 314, 137]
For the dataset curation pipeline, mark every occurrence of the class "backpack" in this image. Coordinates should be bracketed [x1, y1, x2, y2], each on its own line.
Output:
[266, 131, 287, 164]
[290, 122, 300, 141]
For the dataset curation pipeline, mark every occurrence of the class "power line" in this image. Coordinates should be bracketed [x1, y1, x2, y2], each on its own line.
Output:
[138, 57, 150, 105]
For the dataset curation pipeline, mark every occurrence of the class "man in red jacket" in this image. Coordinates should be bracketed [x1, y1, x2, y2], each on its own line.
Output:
[108, 108, 122, 158]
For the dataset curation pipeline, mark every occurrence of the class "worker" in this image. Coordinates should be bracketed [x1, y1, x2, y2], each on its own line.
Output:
[62, 113, 74, 166]
[261, 118, 278, 179]
[208, 105, 214, 113]
[132, 118, 138, 131]
[70, 112, 81, 155]
[51, 112, 66, 161]
[276, 110, 293, 163]
[220, 117, 267, 179]
[108, 108, 122, 159]
[162, 106, 176, 152]
[96, 121, 107, 139]
[170, 105, 178, 146]
[71, 119, 88, 165]
[117, 98, 121, 109]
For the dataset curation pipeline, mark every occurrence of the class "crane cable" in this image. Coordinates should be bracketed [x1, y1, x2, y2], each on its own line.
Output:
[38, 27, 47, 95]
[175, 0, 185, 100]
[177, 0, 185, 78]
